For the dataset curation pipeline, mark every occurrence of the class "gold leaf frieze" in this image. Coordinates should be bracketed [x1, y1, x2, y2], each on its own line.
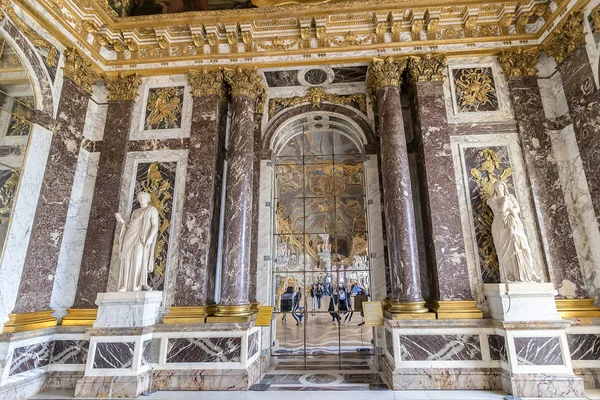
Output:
[329, 31, 374, 47]
[254, 36, 300, 52]
[407, 53, 446, 82]
[498, 47, 539, 78]
[268, 87, 366, 117]
[453, 67, 498, 113]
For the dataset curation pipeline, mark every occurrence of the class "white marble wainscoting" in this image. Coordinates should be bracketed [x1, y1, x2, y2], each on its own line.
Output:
[50, 149, 99, 320]
[567, 322, 600, 389]
[0, 125, 52, 327]
[94, 291, 163, 328]
[81, 85, 107, 142]
[451, 134, 546, 311]
[108, 149, 188, 313]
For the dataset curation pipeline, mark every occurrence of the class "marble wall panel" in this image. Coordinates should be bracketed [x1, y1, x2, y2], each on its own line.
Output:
[10, 341, 54, 375]
[514, 336, 563, 366]
[166, 337, 242, 363]
[385, 329, 394, 357]
[568, 334, 600, 360]
[331, 66, 368, 84]
[264, 70, 300, 87]
[488, 334, 507, 362]
[247, 331, 259, 359]
[51, 340, 89, 364]
[398, 334, 482, 361]
[93, 342, 135, 369]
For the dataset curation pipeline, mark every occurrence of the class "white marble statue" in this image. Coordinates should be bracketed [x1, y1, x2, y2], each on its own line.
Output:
[487, 181, 541, 283]
[115, 192, 159, 292]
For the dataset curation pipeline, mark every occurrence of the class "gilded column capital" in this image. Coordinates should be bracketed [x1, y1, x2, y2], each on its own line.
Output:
[545, 12, 584, 65]
[224, 66, 265, 100]
[368, 57, 408, 92]
[407, 53, 446, 83]
[63, 48, 101, 94]
[498, 47, 539, 78]
[104, 73, 142, 101]
[187, 69, 226, 99]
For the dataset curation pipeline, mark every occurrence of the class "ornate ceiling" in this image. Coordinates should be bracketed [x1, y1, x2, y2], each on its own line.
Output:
[3, 0, 596, 75]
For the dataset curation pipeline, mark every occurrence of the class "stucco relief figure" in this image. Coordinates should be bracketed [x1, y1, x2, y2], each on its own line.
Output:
[115, 192, 159, 292]
[487, 181, 541, 283]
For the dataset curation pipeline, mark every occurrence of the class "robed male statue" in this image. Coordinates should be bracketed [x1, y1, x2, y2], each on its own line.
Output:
[115, 191, 159, 292]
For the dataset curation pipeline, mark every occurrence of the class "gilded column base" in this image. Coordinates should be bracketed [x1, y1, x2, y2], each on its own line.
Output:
[206, 304, 255, 323]
[61, 308, 98, 326]
[556, 298, 600, 318]
[3, 310, 58, 333]
[163, 305, 217, 324]
[426, 300, 483, 319]
[384, 301, 436, 320]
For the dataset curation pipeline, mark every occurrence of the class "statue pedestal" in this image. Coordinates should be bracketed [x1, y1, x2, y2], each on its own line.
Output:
[94, 291, 163, 328]
[483, 282, 561, 322]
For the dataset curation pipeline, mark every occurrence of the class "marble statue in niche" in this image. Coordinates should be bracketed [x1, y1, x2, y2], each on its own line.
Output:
[487, 181, 541, 283]
[115, 192, 159, 292]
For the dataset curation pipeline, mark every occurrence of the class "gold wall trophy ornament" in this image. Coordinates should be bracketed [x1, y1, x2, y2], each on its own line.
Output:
[63, 48, 101, 94]
[144, 87, 183, 130]
[545, 12, 585, 65]
[407, 53, 447, 83]
[454, 68, 497, 112]
[1, 2, 58, 67]
[498, 47, 539, 78]
[368, 57, 408, 92]
[224, 66, 265, 100]
[268, 87, 366, 117]
[187, 68, 225, 99]
[104, 72, 142, 101]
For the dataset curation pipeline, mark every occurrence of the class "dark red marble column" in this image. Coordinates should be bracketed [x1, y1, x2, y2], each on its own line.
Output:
[499, 49, 588, 299]
[369, 57, 432, 318]
[3, 49, 99, 332]
[164, 70, 227, 323]
[211, 67, 264, 320]
[62, 74, 141, 325]
[407, 54, 481, 318]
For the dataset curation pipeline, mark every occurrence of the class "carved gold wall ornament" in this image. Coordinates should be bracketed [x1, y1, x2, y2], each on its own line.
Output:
[0, 171, 19, 219]
[2, 2, 58, 67]
[499, 13, 514, 35]
[330, 31, 374, 47]
[255, 36, 300, 51]
[63, 48, 101, 94]
[375, 21, 386, 43]
[427, 18, 439, 40]
[411, 19, 424, 41]
[391, 20, 402, 42]
[224, 66, 265, 100]
[515, 11, 532, 35]
[82, 20, 99, 34]
[268, 87, 366, 117]
[464, 15, 478, 37]
[124, 38, 138, 52]
[145, 87, 184, 130]
[241, 31, 253, 52]
[545, 12, 584, 65]
[227, 32, 238, 53]
[105, 72, 142, 101]
[498, 47, 539, 78]
[206, 33, 219, 54]
[407, 53, 446, 82]
[591, 5, 600, 32]
[187, 68, 225, 99]
[454, 67, 497, 112]
[300, 27, 311, 48]
[368, 56, 407, 92]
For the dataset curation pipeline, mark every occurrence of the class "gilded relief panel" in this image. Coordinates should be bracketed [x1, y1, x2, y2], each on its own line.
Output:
[452, 67, 499, 113]
[464, 146, 514, 283]
[132, 161, 177, 290]
[7, 97, 34, 137]
[144, 87, 184, 131]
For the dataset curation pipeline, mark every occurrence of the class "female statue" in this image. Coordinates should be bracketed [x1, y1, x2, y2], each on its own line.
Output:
[115, 192, 159, 292]
[487, 181, 541, 283]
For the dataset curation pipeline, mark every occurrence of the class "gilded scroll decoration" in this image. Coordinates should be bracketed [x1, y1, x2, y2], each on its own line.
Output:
[467, 147, 514, 283]
[545, 12, 584, 65]
[105, 73, 142, 101]
[144, 86, 184, 130]
[63, 48, 101, 94]
[498, 47, 539, 78]
[187, 69, 225, 99]
[268, 87, 366, 117]
[453, 67, 498, 112]
[134, 161, 175, 291]
[254, 36, 300, 51]
[407, 53, 446, 83]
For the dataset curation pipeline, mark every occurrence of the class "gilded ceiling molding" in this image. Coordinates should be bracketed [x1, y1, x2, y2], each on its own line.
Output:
[368, 57, 407, 92]
[407, 53, 446, 83]
[498, 47, 539, 78]
[268, 87, 366, 117]
[63, 48, 101, 94]
[224, 66, 265, 100]
[187, 69, 226, 99]
[544, 11, 585, 65]
[104, 72, 142, 101]
[592, 5, 600, 33]
[1, 2, 58, 67]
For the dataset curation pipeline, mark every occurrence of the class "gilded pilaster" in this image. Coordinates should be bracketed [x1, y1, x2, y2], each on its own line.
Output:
[104, 73, 142, 101]
[63, 48, 101, 94]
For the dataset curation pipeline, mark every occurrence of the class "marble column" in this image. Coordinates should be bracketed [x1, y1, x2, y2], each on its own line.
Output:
[369, 57, 433, 319]
[164, 70, 227, 323]
[499, 48, 588, 299]
[210, 67, 264, 320]
[61, 73, 141, 326]
[407, 55, 481, 319]
[3, 49, 100, 333]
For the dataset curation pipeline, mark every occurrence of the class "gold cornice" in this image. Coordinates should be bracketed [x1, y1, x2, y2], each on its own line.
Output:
[407, 53, 446, 82]
[368, 56, 408, 91]
[187, 68, 226, 99]
[104, 72, 142, 101]
[544, 11, 585, 65]
[224, 66, 265, 100]
[498, 47, 539, 77]
[63, 48, 101, 94]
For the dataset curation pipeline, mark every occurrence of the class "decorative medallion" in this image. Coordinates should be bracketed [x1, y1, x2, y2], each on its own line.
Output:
[105, 73, 142, 101]
[144, 87, 184, 130]
[452, 67, 498, 113]
[498, 47, 539, 78]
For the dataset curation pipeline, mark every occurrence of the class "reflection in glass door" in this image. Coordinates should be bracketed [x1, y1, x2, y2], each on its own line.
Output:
[271, 124, 374, 362]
